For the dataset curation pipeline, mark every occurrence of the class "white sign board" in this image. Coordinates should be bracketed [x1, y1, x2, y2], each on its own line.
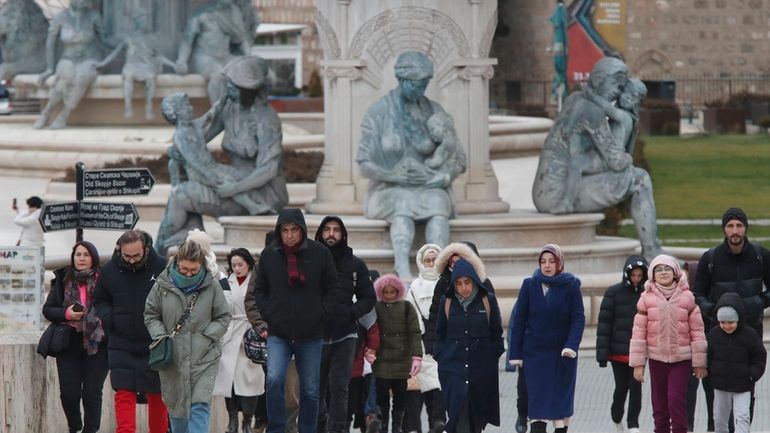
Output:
[0, 246, 45, 332]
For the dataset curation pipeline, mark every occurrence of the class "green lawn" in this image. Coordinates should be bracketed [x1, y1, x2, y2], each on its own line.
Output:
[644, 134, 770, 219]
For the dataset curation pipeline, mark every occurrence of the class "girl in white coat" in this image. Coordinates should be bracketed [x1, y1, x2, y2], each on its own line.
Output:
[214, 248, 265, 433]
[404, 244, 446, 433]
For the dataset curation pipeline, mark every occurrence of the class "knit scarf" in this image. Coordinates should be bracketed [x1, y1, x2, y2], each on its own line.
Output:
[654, 281, 677, 300]
[63, 269, 105, 356]
[283, 242, 305, 286]
[170, 264, 207, 294]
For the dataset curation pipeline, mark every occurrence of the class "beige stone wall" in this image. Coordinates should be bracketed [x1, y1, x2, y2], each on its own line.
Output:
[490, 0, 770, 110]
[254, 0, 323, 87]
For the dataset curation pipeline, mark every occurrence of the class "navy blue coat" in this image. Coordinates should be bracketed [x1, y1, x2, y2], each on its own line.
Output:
[434, 285, 504, 433]
[508, 270, 585, 420]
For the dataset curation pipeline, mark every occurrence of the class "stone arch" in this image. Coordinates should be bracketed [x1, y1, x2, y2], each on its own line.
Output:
[631, 49, 674, 76]
[314, 7, 341, 60]
[348, 7, 470, 85]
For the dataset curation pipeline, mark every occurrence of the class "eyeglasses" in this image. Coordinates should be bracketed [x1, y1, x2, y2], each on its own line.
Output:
[178, 265, 201, 276]
[121, 252, 143, 263]
[654, 266, 674, 274]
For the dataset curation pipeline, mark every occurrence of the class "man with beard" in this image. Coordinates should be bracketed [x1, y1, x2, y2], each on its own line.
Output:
[692, 207, 770, 429]
[94, 230, 169, 433]
[314, 216, 376, 433]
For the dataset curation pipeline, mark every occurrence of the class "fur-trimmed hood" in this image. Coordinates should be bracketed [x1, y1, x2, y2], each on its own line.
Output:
[416, 243, 441, 280]
[434, 242, 486, 281]
[374, 274, 407, 301]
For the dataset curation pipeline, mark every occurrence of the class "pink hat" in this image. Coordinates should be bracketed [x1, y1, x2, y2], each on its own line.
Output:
[373, 274, 407, 301]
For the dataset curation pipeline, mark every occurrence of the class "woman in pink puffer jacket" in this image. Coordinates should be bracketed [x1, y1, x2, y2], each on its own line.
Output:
[629, 254, 707, 433]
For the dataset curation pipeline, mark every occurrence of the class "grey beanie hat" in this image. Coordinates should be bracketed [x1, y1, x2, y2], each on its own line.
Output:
[717, 306, 739, 322]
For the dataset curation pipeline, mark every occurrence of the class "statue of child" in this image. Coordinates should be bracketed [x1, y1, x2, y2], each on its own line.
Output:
[424, 111, 459, 169]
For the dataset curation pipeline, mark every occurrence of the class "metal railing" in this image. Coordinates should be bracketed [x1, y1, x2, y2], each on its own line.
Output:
[510, 76, 770, 113]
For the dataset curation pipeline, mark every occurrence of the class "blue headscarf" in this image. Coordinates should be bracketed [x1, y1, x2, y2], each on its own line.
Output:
[450, 259, 485, 310]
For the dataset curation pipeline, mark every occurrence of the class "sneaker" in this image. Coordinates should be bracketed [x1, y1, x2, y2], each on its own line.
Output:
[614, 423, 625, 433]
[629, 428, 640, 433]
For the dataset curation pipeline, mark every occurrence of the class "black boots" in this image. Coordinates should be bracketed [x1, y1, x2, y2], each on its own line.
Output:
[225, 411, 239, 433]
[242, 414, 254, 433]
[555, 427, 568, 433]
[391, 410, 405, 433]
[530, 421, 547, 433]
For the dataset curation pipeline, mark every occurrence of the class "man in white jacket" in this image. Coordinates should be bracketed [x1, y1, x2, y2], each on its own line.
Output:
[13, 196, 43, 247]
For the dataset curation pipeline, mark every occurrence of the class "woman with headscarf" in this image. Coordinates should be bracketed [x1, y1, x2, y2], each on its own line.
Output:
[144, 239, 231, 433]
[404, 244, 446, 433]
[629, 255, 707, 433]
[434, 259, 504, 433]
[508, 244, 585, 433]
[42, 241, 108, 433]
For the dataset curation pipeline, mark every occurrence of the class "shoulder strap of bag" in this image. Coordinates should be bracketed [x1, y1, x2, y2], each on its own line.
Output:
[445, 295, 491, 324]
[170, 291, 201, 337]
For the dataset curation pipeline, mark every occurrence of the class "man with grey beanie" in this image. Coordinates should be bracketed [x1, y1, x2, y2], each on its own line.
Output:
[693, 207, 770, 428]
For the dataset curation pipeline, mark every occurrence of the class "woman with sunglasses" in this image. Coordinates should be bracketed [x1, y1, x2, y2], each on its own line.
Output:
[629, 255, 708, 433]
[144, 239, 231, 433]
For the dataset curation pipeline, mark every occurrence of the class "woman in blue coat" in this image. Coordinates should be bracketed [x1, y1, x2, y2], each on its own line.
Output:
[508, 244, 585, 433]
[434, 259, 505, 433]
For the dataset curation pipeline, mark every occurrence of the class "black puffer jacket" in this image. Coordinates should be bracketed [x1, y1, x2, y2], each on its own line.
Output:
[245, 208, 338, 342]
[314, 216, 376, 342]
[93, 243, 167, 392]
[706, 292, 766, 393]
[596, 255, 648, 366]
[692, 238, 770, 332]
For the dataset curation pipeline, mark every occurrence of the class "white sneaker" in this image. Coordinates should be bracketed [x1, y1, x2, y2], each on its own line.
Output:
[629, 428, 640, 433]
[614, 423, 625, 433]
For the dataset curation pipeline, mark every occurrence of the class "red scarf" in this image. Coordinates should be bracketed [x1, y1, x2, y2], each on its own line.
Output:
[283, 242, 305, 286]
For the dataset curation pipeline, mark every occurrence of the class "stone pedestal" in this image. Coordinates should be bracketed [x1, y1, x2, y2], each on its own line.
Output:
[307, 0, 508, 215]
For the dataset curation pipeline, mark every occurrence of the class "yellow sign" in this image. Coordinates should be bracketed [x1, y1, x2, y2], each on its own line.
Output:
[592, 0, 627, 56]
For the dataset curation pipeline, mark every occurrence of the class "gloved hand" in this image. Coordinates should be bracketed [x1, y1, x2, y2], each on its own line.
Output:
[364, 349, 377, 364]
[409, 357, 422, 377]
[598, 361, 607, 368]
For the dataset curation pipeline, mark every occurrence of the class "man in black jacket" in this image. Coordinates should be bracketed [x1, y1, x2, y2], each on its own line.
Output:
[245, 208, 338, 433]
[314, 216, 376, 433]
[93, 230, 169, 433]
[692, 207, 770, 427]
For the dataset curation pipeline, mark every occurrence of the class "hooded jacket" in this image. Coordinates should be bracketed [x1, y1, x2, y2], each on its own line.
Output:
[313, 216, 376, 342]
[434, 259, 504, 433]
[425, 242, 492, 354]
[692, 237, 770, 333]
[373, 274, 423, 379]
[596, 255, 648, 366]
[94, 236, 167, 393]
[629, 255, 707, 368]
[245, 208, 338, 342]
[706, 292, 766, 393]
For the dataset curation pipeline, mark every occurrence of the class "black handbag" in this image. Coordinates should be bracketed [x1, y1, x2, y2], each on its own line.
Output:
[149, 291, 200, 371]
[37, 323, 72, 358]
[243, 327, 268, 365]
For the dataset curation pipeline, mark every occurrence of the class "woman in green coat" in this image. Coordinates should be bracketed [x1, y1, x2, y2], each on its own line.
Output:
[144, 239, 231, 433]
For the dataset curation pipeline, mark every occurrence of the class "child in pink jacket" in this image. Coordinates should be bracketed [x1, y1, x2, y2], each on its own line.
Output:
[629, 255, 707, 433]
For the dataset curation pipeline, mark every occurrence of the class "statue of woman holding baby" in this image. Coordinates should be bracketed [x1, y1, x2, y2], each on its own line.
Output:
[357, 51, 466, 279]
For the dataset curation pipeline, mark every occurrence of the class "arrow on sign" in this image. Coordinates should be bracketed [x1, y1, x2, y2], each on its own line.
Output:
[79, 202, 139, 231]
[83, 168, 155, 197]
[39, 202, 80, 232]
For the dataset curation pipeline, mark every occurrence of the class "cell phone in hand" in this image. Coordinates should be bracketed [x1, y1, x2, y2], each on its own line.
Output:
[72, 302, 85, 312]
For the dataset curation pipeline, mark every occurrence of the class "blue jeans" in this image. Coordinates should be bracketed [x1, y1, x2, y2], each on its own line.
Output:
[266, 336, 323, 433]
[169, 402, 210, 433]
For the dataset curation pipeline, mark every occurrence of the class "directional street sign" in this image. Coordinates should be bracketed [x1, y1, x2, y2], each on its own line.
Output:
[83, 168, 155, 198]
[79, 202, 139, 231]
[39, 202, 80, 232]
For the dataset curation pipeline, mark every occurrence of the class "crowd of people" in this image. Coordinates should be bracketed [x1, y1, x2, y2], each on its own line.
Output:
[38, 206, 770, 433]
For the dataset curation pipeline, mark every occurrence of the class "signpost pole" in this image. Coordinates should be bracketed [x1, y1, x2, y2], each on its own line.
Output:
[75, 162, 84, 243]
